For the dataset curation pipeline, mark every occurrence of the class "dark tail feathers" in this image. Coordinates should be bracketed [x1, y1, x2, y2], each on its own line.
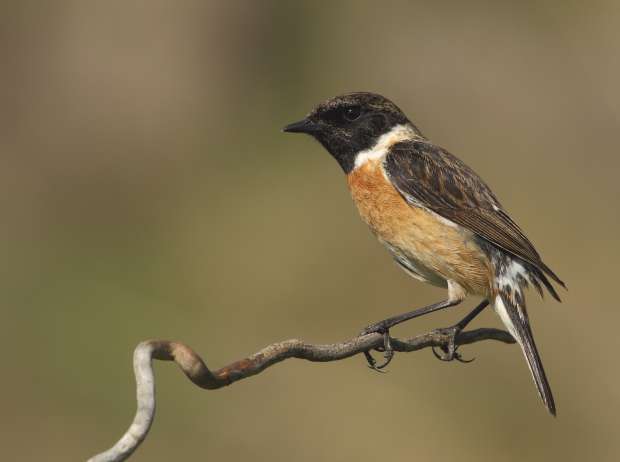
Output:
[527, 261, 565, 303]
[497, 293, 556, 416]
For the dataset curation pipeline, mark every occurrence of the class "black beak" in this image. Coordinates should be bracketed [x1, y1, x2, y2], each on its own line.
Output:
[282, 117, 319, 134]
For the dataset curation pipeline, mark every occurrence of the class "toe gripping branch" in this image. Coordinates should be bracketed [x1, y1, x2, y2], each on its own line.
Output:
[360, 322, 395, 371]
[362, 299, 491, 369]
[362, 324, 477, 371]
[430, 326, 475, 363]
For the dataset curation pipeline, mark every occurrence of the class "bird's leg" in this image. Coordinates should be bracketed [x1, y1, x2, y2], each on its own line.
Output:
[361, 298, 462, 371]
[431, 299, 490, 363]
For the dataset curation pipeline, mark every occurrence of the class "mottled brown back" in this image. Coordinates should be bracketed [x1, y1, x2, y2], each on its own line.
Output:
[384, 139, 564, 295]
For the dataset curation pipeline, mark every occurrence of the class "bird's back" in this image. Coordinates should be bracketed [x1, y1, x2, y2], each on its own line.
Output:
[384, 139, 564, 299]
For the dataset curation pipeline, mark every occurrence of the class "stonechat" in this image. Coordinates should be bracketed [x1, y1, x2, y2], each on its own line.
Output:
[283, 92, 565, 415]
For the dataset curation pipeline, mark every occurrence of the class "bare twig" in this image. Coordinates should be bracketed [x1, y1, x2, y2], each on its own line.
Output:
[88, 328, 514, 462]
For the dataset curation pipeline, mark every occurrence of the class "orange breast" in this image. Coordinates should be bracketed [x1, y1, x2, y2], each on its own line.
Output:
[347, 159, 493, 297]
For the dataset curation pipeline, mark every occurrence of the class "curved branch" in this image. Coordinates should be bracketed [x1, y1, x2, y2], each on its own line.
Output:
[88, 328, 514, 462]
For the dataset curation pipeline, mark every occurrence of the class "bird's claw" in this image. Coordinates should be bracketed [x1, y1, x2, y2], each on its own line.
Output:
[431, 345, 475, 363]
[361, 322, 395, 371]
[431, 326, 475, 363]
[364, 350, 391, 373]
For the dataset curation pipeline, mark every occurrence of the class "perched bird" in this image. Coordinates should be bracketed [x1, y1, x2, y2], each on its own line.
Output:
[283, 92, 565, 415]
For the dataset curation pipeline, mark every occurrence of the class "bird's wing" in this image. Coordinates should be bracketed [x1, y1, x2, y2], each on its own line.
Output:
[384, 140, 564, 291]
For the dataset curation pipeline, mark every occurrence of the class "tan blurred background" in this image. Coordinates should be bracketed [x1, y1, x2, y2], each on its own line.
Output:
[2, 1, 619, 460]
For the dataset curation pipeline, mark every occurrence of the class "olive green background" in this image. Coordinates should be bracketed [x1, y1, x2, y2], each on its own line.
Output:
[2, 1, 619, 461]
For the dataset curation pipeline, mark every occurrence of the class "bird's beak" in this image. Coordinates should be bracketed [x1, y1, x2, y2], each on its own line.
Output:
[282, 117, 319, 134]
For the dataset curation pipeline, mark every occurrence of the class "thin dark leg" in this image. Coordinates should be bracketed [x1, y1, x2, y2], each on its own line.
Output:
[455, 299, 489, 330]
[432, 299, 490, 363]
[361, 298, 463, 336]
[361, 298, 463, 371]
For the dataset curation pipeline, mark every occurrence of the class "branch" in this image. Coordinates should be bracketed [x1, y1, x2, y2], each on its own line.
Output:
[87, 328, 514, 462]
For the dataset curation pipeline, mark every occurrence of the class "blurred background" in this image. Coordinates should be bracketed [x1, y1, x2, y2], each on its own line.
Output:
[2, 1, 619, 460]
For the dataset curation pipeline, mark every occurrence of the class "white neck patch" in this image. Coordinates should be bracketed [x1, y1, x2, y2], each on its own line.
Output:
[353, 124, 417, 170]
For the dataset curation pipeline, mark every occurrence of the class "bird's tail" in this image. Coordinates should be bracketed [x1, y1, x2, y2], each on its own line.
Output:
[493, 292, 556, 416]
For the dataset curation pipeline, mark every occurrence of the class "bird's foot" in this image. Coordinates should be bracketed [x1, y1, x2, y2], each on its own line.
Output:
[431, 325, 475, 363]
[360, 321, 395, 372]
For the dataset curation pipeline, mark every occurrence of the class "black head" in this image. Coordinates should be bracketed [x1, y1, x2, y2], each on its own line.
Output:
[283, 92, 418, 173]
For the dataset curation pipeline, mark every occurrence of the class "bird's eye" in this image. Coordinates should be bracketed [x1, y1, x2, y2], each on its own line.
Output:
[320, 105, 362, 125]
[343, 106, 361, 121]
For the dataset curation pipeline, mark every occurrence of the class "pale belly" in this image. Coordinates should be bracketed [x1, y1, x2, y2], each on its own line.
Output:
[383, 241, 449, 288]
[347, 160, 493, 297]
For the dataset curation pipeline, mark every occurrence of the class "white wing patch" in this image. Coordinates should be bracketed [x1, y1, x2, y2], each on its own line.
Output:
[496, 260, 527, 291]
[495, 259, 529, 323]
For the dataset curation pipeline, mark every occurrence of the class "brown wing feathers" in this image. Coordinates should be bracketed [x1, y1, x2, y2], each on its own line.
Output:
[385, 140, 565, 298]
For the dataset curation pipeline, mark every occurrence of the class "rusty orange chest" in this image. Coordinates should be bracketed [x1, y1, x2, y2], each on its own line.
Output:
[346, 158, 493, 297]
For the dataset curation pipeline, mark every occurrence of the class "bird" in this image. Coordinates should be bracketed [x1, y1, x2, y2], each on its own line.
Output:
[283, 92, 565, 415]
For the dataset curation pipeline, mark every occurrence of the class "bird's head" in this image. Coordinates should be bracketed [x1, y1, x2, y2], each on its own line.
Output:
[283, 92, 419, 173]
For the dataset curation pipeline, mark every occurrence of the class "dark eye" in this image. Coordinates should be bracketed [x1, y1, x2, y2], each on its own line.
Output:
[343, 106, 361, 121]
[321, 105, 362, 125]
